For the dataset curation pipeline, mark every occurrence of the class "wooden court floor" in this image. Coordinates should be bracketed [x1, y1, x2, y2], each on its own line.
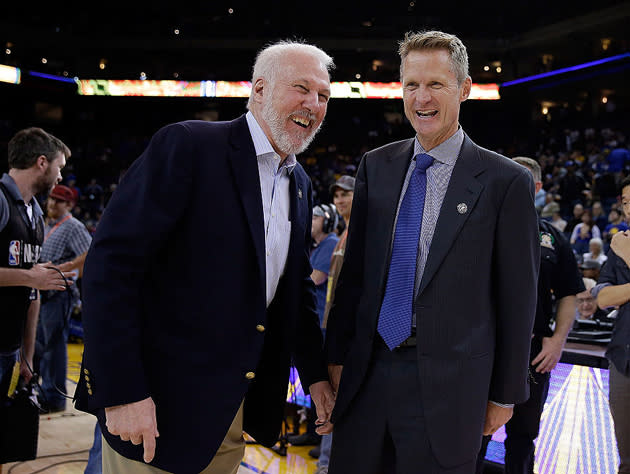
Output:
[2, 342, 319, 474]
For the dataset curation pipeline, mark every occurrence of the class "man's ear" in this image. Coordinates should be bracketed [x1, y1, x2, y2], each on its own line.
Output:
[252, 78, 265, 104]
[460, 76, 472, 102]
[36, 155, 48, 171]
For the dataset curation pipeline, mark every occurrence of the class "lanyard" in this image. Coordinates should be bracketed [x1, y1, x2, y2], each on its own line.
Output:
[44, 214, 71, 242]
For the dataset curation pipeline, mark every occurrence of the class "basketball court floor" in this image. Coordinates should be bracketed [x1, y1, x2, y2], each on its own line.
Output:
[2, 342, 319, 474]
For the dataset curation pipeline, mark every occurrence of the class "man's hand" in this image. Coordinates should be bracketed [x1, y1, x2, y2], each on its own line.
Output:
[483, 402, 513, 436]
[29, 262, 75, 290]
[611, 230, 630, 267]
[531, 336, 564, 373]
[105, 397, 160, 463]
[327, 364, 343, 394]
[19, 358, 33, 383]
[309, 381, 335, 435]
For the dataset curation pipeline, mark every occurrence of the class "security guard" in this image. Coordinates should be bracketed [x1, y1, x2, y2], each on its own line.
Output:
[476, 156, 584, 474]
[0, 127, 73, 422]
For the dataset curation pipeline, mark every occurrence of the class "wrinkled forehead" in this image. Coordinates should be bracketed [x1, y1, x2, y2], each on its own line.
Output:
[277, 52, 330, 84]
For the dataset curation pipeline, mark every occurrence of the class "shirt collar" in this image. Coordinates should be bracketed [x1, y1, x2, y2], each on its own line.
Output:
[246, 112, 297, 174]
[413, 126, 464, 166]
[1, 173, 44, 217]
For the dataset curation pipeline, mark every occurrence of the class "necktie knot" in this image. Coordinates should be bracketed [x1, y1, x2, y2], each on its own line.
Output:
[415, 153, 434, 173]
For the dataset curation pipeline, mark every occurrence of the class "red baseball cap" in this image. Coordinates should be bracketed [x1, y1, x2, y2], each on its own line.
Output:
[49, 184, 75, 203]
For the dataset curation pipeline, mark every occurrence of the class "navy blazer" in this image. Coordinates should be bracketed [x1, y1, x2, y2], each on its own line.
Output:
[74, 115, 327, 474]
[325, 135, 540, 468]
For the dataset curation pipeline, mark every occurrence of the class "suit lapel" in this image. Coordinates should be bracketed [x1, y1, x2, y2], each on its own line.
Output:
[228, 115, 266, 296]
[417, 135, 485, 295]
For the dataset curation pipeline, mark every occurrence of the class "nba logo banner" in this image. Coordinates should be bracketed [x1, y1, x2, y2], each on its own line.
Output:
[8, 240, 20, 266]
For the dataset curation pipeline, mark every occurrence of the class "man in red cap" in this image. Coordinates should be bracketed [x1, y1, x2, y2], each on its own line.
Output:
[36, 184, 92, 413]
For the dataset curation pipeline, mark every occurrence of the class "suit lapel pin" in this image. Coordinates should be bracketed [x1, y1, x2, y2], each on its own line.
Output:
[457, 203, 468, 214]
[298, 188, 303, 199]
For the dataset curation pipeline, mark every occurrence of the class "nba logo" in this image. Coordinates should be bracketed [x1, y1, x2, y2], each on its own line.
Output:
[8, 240, 20, 266]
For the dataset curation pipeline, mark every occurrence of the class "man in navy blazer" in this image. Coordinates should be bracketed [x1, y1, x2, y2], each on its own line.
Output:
[325, 31, 540, 474]
[74, 40, 336, 474]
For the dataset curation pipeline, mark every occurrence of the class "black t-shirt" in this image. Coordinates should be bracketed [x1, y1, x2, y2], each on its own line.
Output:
[535, 219, 585, 337]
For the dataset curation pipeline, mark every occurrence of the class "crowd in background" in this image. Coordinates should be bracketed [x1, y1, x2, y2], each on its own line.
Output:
[39, 123, 630, 255]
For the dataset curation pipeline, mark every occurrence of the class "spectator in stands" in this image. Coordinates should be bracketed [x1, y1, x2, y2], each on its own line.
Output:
[604, 207, 629, 245]
[36, 184, 91, 413]
[606, 139, 630, 184]
[64, 174, 81, 203]
[477, 157, 583, 474]
[580, 258, 601, 281]
[557, 160, 588, 216]
[0, 127, 74, 468]
[540, 193, 560, 220]
[570, 208, 601, 255]
[582, 237, 607, 266]
[565, 202, 584, 236]
[73, 40, 336, 474]
[592, 201, 609, 233]
[575, 278, 608, 321]
[82, 178, 103, 216]
[550, 210, 567, 233]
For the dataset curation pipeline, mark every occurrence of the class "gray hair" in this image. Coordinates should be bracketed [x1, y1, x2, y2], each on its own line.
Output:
[398, 30, 469, 84]
[513, 156, 542, 182]
[589, 237, 603, 249]
[247, 40, 334, 109]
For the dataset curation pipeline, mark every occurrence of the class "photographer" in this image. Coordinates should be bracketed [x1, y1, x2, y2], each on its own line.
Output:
[0, 127, 74, 467]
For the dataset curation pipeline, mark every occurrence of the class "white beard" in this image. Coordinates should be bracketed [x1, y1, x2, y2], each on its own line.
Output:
[261, 93, 321, 156]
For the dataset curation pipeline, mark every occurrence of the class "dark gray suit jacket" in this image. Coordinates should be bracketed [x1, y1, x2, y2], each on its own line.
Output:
[326, 134, 540, 467]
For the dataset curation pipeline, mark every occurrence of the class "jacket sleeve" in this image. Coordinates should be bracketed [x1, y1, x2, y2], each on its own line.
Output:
[489, 169, 541, 404]
[78, 122, 196, 410]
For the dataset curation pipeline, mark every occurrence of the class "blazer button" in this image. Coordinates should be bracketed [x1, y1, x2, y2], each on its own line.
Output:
[84, 369, 89, 375]
[256, 324, 265, 332]
[246, 372, 256, 380]
[88, 389, 93, 395]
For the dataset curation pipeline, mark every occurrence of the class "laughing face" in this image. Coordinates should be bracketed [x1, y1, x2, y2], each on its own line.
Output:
[402, 49, 471, 151]
[256, 51, 330, 157]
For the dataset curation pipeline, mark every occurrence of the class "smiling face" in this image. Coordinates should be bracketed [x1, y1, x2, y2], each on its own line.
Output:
[402, 49, 471, 151]
[255, 51, 331, 157]
[333, 188, 354, 220]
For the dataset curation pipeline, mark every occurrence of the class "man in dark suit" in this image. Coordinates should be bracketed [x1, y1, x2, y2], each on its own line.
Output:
[324, 30, 540, 474]
[74, 40, 336, 474]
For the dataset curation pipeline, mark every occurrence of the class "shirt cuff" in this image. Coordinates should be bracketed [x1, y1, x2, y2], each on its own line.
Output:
[591, 282, 611, 299]
[489, 400, 514, 408]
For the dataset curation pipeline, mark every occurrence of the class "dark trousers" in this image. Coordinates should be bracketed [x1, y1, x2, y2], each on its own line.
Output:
[329, 337, 474, 474]
[476, 337, 550, 474]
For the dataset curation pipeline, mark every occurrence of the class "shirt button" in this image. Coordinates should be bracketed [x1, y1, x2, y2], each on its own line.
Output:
[266, 251, 270, 256]
[256, 324, 265, 332]
[246, 372, 256, 380]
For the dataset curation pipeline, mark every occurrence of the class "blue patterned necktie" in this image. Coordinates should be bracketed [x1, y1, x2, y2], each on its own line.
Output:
[377, 153, 434, 350]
